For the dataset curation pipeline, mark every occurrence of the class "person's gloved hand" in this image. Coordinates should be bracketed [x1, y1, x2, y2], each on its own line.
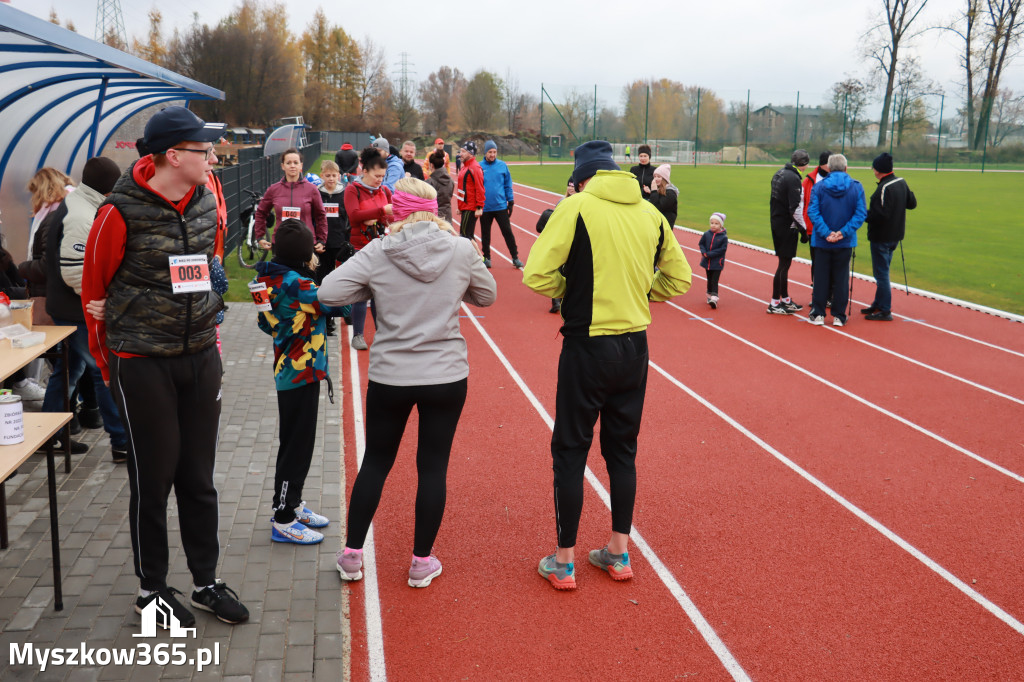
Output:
[507, 200, 514, 218]
[800, 232, 809, 244]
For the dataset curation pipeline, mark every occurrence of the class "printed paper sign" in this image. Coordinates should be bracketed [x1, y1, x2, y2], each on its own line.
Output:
[168, 255, 211, 294]
[248, 281, 272, 312]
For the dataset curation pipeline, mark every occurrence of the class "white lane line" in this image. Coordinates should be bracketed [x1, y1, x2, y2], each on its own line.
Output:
[665, 300, 1024, 485]
[679, 266, 1024, 406]
[649, 359, 1024, 638]
[463, 303, 752, 682]
[346, 327, 387, 682]
[511, 183, 1024, 356]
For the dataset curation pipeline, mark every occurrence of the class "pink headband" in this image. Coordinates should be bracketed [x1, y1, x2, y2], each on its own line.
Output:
[392, 191, 438, 221]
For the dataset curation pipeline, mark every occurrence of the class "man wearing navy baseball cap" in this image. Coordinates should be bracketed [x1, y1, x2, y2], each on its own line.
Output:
[81, 105, 248, 630]
[523, 140, 692, 590]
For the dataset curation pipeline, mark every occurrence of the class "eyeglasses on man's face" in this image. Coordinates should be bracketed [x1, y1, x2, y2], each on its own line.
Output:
[172, 146, 216, 160]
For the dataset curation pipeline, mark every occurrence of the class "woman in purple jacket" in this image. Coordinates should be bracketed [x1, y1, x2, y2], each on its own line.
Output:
[255, 148, 328, 254]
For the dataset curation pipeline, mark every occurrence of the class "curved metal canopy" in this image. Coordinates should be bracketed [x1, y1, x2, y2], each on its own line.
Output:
[0, 5, 223, 180]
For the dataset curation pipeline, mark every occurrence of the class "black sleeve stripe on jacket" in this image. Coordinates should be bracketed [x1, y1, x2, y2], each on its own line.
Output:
[560, 213, 594, 337]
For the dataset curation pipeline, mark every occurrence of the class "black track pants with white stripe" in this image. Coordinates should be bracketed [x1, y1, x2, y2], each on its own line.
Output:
[111, 345, 222, 591]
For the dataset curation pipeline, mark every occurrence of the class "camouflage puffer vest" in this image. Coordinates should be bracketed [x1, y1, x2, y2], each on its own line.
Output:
[103, 164, 223, 358]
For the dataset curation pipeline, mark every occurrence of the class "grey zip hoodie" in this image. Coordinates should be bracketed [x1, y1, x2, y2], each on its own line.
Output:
[317, 221, 497, 386]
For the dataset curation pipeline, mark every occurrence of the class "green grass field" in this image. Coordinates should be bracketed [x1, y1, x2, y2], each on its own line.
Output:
[510, 163, 1024, 315]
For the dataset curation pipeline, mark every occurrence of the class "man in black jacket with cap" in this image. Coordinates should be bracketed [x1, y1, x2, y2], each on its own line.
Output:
[864, 152, 916, 321]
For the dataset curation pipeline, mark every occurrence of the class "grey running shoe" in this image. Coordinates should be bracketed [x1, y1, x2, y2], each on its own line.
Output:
[538, 553, 575, 590]
[588, 547, 633, 581]
[351, 334, 368, 350]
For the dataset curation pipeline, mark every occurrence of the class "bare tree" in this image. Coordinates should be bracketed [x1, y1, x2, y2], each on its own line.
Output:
[864, 0, 930, 146]
[418, 66, 466, 132]
[501, 69, 530, 132]
[891, 56, 936, 144]
[355, 37, 389, 125]
[945, 0, 1024, 148]
[828, 78, 869, 146]
[987, 89, 1024, 145]
[973, 0, 1023, 148]
[392, 77, 418, 134]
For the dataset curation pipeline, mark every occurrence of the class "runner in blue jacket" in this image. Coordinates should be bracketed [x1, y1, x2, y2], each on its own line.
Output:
[479, 140, 522, 269]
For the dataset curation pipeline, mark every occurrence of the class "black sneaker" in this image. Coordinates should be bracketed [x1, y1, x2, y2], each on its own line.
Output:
[37, 437, 89, 455]
[111, 445, 128, 464]
[766, 303, 791, 315]
[549, 299, 561, 314]
[136, 587, 196, 629]
[79, 406, 103, 430]
[191, 580, 249, 624]
[781, 300, 803, 313]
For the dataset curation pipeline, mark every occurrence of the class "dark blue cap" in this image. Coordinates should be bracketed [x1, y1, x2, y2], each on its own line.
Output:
[143, 106, 226, 155]
[573, 140, 619, 183]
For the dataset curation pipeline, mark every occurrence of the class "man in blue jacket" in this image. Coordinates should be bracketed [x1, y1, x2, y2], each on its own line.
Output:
[806, 153, 866, 327]
[479, 140, 523, 269]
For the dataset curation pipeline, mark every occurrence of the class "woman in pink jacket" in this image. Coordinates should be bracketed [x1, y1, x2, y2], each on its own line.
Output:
[255, 147, 328, 253]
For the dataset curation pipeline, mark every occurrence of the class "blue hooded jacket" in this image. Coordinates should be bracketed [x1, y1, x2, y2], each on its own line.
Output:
[383, 154, 404, 191]
[807, 171, 866, 249]
[480, 157, 514, 212]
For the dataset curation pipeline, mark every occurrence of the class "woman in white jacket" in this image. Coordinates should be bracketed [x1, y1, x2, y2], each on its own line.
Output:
[318, 177, 496, 588]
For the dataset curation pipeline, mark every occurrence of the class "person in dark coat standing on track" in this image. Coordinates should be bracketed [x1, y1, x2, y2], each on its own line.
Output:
[806, 153, 866, 328]
[426, 150, 454, 222]
[699, 212, 728, 309]
[864, 152, 916, 321]
[629, 144, 655, 199]
[767, 149, 809, 315]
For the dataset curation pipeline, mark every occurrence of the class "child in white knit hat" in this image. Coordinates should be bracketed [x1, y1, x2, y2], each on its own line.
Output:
[698, 212, 729, 308]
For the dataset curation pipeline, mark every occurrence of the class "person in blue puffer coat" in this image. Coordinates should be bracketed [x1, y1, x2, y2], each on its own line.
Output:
[806, 153, 866, 327]
[479, 140, 522, 269]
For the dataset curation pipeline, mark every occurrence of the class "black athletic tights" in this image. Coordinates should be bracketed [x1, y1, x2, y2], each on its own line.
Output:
[345, 379, 467, 557]
[772, 256, 793, 300]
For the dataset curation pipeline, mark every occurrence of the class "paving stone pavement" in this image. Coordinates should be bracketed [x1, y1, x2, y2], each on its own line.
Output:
[0, 306, 346, 680]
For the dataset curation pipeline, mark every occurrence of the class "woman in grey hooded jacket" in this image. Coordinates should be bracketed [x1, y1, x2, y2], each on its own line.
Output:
[318, 177, 496, 588]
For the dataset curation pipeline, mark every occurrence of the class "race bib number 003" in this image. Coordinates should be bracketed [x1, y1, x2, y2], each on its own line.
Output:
[168, 254, 211, 294]
[248, 281, 272, 311]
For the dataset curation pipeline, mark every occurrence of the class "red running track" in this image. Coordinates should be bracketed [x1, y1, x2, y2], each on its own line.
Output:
[336, 182, 1024, 681]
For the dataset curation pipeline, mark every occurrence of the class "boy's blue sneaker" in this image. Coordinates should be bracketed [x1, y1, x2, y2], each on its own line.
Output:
[271, 521, 323, 545]
[294, 504, 329, 528]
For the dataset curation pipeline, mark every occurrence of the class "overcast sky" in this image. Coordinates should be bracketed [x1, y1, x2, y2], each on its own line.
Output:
[13, 0, 1024, 113]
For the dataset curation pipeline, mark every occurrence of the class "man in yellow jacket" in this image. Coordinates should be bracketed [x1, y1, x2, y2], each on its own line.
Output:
[523, 140, 691, 590]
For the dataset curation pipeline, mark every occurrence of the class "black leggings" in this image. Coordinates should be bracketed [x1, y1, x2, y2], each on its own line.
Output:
[772, 256, 793, 300]
[705, 269, 721, 295]
[346, 379, 467, 556]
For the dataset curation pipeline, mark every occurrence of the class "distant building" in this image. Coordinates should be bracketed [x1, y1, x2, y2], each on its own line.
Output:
[750, 104, 829, 144]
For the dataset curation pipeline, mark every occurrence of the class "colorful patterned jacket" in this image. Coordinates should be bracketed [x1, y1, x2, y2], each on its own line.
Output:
[254, 260, 347, 391]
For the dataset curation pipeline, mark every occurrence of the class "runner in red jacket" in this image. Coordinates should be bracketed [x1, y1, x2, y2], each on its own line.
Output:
[455, 141, 485, 241]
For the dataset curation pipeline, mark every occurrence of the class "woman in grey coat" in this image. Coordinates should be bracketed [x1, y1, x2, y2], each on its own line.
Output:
[319, 177, 496, 588]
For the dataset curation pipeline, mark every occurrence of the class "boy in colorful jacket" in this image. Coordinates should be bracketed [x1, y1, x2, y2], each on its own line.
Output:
[254, 219, 348, 545]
